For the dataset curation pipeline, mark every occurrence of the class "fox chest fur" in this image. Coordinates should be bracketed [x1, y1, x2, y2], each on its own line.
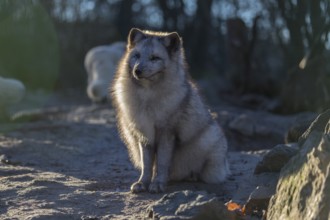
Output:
[115, 71, 188, 146]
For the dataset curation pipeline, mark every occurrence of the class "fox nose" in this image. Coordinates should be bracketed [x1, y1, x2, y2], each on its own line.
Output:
[134, 68, 142, 77]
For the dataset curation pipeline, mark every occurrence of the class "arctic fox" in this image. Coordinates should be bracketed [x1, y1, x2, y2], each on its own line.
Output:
[84, 42, 125, 103]
[111, 28, 230, 193]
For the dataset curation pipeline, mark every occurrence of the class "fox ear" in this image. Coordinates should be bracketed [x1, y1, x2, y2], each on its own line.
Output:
[128, 28, 145, 49]
[163, 32, 181, 53]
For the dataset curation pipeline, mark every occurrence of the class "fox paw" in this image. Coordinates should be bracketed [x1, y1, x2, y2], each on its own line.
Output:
[148, 181, 166, 193]
[130, 181, 147, 193]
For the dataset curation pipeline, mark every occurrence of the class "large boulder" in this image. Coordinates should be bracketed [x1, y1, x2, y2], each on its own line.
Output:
[0, 77, 25, 106]
[267, 110, 330, 220]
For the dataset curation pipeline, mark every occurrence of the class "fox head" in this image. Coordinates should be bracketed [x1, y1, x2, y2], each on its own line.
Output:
[125, 28, 184, 83]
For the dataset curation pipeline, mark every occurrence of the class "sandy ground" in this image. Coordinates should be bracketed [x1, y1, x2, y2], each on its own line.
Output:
[0, 91, 299, 219]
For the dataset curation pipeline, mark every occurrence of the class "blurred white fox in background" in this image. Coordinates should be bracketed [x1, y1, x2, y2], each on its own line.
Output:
[84, 42, 125, 103]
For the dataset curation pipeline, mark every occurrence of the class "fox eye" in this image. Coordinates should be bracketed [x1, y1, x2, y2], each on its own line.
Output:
[133, 53, 140, 59]
[150, 55, 161, 61]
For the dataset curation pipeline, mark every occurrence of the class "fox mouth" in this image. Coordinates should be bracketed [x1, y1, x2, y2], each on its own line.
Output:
[133, 71, 162, 81]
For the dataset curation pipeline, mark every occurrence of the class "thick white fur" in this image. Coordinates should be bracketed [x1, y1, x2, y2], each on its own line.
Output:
[85, 42, 125, 102]
[112, 29, 229, 193]
[0, 76, 25, 106]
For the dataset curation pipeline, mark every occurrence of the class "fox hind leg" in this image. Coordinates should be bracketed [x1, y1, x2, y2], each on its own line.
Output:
[200, 153, 230, 183]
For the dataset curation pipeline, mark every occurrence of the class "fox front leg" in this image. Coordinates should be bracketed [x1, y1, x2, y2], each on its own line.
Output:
[148, 132, 174, 193]
[131, 143, 154, 193]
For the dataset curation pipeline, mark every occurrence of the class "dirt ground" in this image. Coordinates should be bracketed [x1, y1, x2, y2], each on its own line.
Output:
[0, 90, 303, 219]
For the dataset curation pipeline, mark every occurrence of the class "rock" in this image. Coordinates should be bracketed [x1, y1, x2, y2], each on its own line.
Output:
[192, 200, 235, 220]
[298, 109, 330, 146]
[254, 143, 299, 174]
[267, 110, 330, 220]
[0, 77, 25, 106]
[0, 154, 21, 166]
[244, 185, 276, 217]
[0, 154, 9, 164]
[215, 107, 296, 151]
[229, 113, 274, 137]
[146, 190, 227, 220]
[240, 94, 280, 112]
[229, 114, 255, 136]
[0, 76, 26, 122]
[285, 112, 318, 143]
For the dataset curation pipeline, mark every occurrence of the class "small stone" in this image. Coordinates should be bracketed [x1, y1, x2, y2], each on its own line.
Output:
[254, 143, 299, 174]
[244, 185, 276, 216]
[81, 215, 99, 220]
[191, 200, 234, 220]
[0, 154, 21, 165]
[0, 154, 9, 163]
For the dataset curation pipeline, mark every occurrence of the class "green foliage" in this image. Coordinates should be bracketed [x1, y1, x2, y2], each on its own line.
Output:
[0, 0, 59, 91]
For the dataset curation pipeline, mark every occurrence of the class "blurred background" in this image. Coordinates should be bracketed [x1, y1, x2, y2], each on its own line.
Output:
[0, 0, 330, 114]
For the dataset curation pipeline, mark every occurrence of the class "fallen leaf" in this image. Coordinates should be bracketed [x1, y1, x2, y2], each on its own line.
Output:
[225, 201, 241, 211]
